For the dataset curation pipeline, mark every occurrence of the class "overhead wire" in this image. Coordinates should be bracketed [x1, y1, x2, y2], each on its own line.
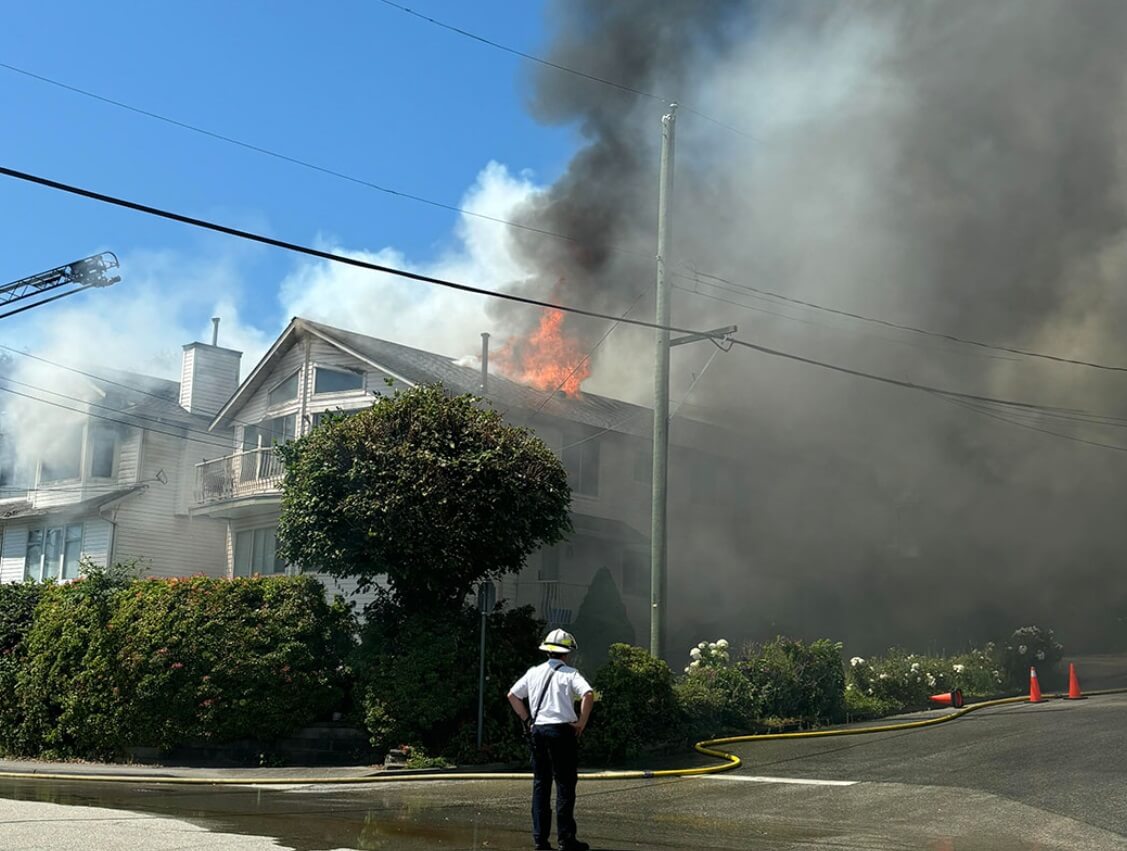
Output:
[6, 164, 1127, 451]
[0, 381, 239, 455]
[680, 267, 1127, 373]
[0, 61, 654, 267]
[0, 344, 260, 429]
[522, 289, 649, 421]
[372, 0, 756, 139]
[0, 286, 92, 320]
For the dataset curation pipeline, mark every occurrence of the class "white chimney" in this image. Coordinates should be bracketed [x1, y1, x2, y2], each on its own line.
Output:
[179, 333, 242, 417]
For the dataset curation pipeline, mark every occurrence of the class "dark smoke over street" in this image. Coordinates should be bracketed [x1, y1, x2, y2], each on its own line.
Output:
[509, 0, 1127, 654]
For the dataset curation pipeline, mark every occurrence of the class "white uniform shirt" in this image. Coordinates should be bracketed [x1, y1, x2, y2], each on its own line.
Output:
[510, 660, 593, 725]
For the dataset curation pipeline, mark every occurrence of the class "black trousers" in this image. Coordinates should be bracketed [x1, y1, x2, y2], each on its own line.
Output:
[530, 723, 579, 845]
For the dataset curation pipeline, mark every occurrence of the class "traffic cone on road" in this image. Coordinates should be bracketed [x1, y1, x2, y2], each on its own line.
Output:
[1067, 663, 1085, 700]
[1029, 666, 1044, 703]
[929, 688, 964, 708]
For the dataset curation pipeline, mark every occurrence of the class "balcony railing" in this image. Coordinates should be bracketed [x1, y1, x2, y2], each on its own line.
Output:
[194, 447, 284, 505]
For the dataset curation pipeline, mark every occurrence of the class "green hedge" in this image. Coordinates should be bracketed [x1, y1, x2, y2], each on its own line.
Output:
[1, 569, 354, 760]
[739, 637, 846, 724]
[356, 599, 543, 764]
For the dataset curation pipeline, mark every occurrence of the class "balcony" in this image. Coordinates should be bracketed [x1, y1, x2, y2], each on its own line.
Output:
[194, 447, 284, 506]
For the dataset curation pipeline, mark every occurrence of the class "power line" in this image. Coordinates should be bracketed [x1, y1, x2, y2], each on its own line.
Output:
[0, 164, 719, 340]
[0, 344, 260, 429]
[0, 381, 237, 454]
[0, 61, 652, 265]
[7, 163, 1127, 443]
[941, 396, 1127, 454]
[373, 1, 755, 140]
[523, 289, 648, 421]
[683, 268, 1127, 374]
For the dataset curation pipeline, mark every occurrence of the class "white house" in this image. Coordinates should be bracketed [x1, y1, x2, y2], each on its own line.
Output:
[0, 340, 241, 583]
[192, 317, 740, 638]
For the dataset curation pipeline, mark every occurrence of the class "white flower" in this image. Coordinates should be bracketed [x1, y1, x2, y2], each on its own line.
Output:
[879, 673, 889, 680]
[1035, 650, 1045, 661]
[993, 670, 1002, 681]
[911, 662, 921, 672]
[927, 674, 937, 687]
[690, 648, 702, 660]
[689, 659, 701, 669]
[698, 641, 708, 650]
[850, 657, 866, 668]
[717, 639, 729, 649]
[953, 664, 965, 674]
[1018, 645, 1027, 655]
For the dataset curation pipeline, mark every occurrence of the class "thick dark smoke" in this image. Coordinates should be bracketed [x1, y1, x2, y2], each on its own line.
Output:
[513, 0, 1127, 656]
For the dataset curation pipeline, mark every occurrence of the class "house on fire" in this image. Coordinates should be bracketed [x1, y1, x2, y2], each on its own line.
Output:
[192, 317, 741, 638]
[0, 341, 240, 583]
[2, 315, 742, 645]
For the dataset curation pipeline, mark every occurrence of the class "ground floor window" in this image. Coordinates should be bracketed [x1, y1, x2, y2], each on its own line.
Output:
[233, 526, 287, 577]
[25, 522, 83, 581]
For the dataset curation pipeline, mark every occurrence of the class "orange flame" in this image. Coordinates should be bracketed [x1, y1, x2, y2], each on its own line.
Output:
[495, 309, 591, 397]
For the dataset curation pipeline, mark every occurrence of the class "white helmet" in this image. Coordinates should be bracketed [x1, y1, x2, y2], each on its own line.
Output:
[539, 628, 578, 654]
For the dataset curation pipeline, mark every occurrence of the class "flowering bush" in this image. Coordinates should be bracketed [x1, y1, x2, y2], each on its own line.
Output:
[999, 626, 1063, 689]
[845, 645, 1008, 717]
[684, 638, 730, 674]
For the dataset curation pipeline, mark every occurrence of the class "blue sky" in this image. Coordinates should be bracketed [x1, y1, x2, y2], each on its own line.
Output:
[1, 1, 578, 370]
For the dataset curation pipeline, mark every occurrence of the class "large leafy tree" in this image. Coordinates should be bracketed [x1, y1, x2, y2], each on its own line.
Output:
[276, 384, 572, 611]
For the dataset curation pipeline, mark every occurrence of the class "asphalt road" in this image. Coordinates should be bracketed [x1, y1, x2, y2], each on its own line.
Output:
[1, 694, 1125, 850]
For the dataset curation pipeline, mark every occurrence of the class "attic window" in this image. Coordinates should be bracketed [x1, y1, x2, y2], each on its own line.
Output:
[313, 367, 363, 395]
[267, 371, 299, 406]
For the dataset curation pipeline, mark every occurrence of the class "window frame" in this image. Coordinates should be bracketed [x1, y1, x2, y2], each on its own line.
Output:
[233, 526, 287, 577]
[24, 522, 84, 582]
[38, 425, 84, 485]
[562, 430, 600, 497]
[266, 370, 300, 407]
[312, 366, 364, 396]
[88, 425, 117, 480]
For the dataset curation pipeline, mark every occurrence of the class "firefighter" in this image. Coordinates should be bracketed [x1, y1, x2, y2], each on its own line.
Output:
[507, 628, 595, 851]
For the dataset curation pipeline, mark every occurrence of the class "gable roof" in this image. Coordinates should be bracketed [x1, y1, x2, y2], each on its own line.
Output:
[212, 317, 655, 437]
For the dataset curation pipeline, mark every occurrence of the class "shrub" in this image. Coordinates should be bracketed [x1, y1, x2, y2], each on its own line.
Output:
[684, 638, 730, 674]
[8, 571, 354, 760]
[0, 583, 45, 754]
[846, 645, 1009, 716]
[112, 575, 355, 750]
[581, 644, 679, 764]
[739, 637, 846, 724]
[676, 666, 758, 741]
[998, 626, 1063, 689]
[355, 600, 542, 764]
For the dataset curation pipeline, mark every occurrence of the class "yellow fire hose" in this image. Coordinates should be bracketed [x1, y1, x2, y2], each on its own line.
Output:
[0, 689, 1123, 786]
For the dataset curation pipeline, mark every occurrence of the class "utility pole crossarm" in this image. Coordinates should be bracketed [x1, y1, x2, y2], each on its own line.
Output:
[670, 325, 738, 348]
[0, 252, 121, 309]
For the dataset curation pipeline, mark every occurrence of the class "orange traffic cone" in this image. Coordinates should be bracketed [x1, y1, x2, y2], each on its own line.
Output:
[929, 688, 964, 708]
[1029, 666, 1044, 703]
[1067, 663, 1085, 700]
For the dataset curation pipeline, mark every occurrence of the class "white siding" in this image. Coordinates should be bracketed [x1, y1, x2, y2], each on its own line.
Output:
[80, 518, 112, 567]
[0, 524, 28, 583]
[180, 344, 241, 417]
[116, 427, 143, 484]
[111, 429, 228, 578]
[237, 341, 307, 432]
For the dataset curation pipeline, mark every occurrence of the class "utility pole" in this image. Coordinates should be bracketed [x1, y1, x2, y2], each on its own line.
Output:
[647, 104, 738, 660]
[650, 103, 677, 659]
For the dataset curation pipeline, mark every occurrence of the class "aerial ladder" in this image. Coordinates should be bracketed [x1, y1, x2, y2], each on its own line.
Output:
[0, 252, 121, 320]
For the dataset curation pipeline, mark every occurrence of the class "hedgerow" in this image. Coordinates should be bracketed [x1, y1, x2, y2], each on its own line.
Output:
[1, 566, 354, 760]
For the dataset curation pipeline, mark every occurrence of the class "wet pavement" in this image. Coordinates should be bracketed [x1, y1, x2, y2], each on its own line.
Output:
[1, 694, 1125, 850]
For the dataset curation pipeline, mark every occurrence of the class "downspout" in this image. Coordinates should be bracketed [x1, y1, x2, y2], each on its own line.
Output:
[299, 337, 312, 436]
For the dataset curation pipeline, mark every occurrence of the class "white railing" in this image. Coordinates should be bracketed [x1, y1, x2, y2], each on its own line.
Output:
[194, 447, 284, 505]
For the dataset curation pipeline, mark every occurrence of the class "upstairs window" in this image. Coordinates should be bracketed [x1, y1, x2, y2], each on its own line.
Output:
[563, 431, 600, 497]
[40, 427, 83, 483]
[313, 367, 363, 395]
[242, 415, 296, 450]
[267, 370, 299, 407]
[89, 426, 116, 479]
